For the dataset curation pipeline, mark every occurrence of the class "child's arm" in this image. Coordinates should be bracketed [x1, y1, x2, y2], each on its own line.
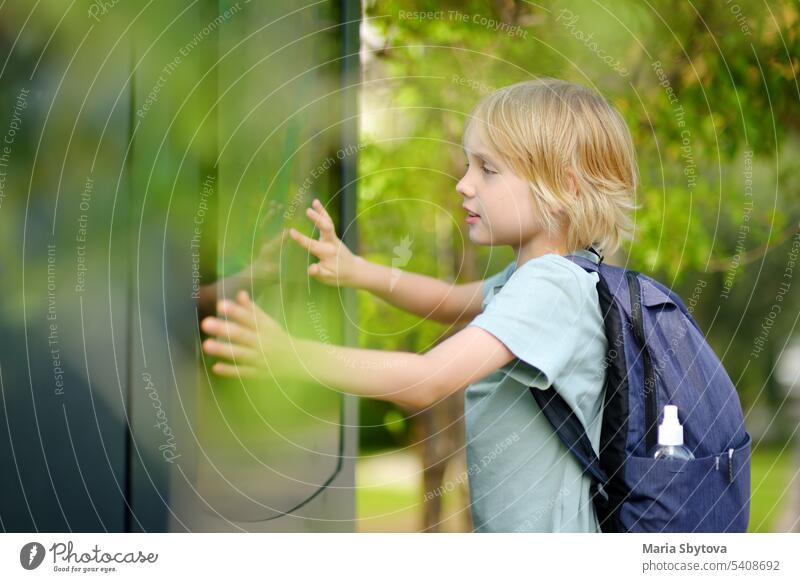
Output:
[290, 199, 485, 324]
[201, 291, 515, 409]
[350, 259, 485, 324]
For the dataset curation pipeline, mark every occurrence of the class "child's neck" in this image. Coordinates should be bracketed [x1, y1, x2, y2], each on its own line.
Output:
[513, 236, 569, 267]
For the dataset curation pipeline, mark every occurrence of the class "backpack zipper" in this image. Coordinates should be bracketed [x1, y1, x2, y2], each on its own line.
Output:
[728, 448, 734, 483]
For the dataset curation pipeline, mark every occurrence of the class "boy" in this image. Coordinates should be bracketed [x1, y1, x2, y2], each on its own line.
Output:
[201, 79, 637, 532]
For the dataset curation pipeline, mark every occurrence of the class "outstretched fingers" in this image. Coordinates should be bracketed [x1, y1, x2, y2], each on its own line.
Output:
[201, 313, 258, 346]
[306, 200, 336, 240]
[213, 298, 261, 331]
[202, 338, 263, 365]
[289, 227, 323, 256]
[210, 362, 266, 379]
[233, 291, 280, 333]
[203, 292, 288, 378]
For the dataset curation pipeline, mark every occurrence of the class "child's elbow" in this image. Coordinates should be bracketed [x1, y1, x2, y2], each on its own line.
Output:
[393, 385, 438, 410]
[388, 368, 446, 410]
[392, 355, 469, 409]
[405, 366, 462, 409]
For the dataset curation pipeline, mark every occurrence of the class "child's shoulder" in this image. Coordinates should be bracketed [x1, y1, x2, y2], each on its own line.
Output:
[495, 254, 600, 310]
[482, 253, 598, 309]
[512, 253, 595, 285]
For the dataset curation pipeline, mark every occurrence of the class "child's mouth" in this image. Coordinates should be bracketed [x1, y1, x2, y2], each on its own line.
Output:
[465, 209, 481, 224]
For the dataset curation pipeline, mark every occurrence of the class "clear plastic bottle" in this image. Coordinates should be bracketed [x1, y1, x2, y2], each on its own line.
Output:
[652, 405, 695, 461]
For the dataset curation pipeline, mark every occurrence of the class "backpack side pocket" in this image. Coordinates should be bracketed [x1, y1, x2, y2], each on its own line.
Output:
[620, 432, 751, 532]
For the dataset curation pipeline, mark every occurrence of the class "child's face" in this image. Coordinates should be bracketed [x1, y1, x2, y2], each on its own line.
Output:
[456, 128, 544, 248]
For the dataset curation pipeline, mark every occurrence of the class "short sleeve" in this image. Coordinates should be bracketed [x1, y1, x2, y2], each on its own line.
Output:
[468, 256, 588, 389]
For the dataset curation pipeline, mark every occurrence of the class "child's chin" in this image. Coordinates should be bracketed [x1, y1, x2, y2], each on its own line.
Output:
[468, 232, 493, 246]
[468, 224, 502, 246]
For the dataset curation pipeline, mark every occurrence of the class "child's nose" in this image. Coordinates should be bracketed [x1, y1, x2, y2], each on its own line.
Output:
[456, 175, 475, 198]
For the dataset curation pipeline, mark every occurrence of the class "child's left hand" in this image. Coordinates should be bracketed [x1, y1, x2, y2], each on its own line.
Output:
[200, 290, 293, 379]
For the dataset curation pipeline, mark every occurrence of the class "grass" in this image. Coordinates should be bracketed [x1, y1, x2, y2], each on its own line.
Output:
[748, 443, 796, 532]
[356, 448, 423, 532]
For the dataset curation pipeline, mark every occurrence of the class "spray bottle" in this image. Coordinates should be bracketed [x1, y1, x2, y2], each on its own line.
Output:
[652, 405, 695, 461]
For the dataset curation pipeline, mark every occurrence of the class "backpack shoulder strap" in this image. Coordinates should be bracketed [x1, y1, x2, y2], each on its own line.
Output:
[528, 386, 609, 505]
[529, 261, 632, 531]
[625, 270, 659, 453]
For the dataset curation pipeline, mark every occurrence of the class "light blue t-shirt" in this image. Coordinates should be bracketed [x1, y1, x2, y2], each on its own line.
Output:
[464, 250, 607, 532]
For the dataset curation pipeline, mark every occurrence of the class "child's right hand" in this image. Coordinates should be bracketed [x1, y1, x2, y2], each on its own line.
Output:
[289, 198, 361, 288]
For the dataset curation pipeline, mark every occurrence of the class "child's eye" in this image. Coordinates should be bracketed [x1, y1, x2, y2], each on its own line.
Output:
[464, 158, 497, 174]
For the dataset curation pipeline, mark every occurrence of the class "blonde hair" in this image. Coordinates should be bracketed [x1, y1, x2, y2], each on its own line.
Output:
[464, 78, 638, 256]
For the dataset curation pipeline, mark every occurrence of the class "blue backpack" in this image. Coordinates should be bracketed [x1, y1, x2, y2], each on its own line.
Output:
[528, 247, 751, 532]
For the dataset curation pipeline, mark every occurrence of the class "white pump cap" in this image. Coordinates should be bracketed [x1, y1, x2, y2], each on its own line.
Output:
[657, 405, 684, 446]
